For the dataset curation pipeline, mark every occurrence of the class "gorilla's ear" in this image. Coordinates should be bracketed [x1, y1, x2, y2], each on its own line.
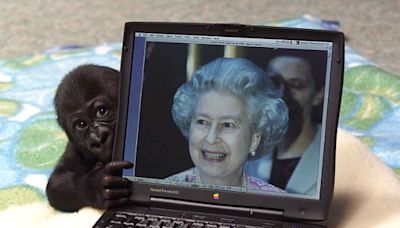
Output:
[54, 99, 67, 131]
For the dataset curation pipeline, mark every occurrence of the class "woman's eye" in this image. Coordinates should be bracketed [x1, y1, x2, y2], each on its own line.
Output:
[195, 119, 208, 125]
[194, 119, 210, 128]
[75, 120, 87, 130]
[96, 106, 109, 118]
[222, 122, 236, 129]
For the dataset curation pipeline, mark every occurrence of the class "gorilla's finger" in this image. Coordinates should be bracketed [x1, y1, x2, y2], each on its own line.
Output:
[103, 176, 131, 188]
[103, 188, 132, 200]
[104, 161, 133, 174]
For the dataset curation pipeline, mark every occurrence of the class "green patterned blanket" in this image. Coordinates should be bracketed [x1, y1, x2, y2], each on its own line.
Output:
[0, 15, 399, 211]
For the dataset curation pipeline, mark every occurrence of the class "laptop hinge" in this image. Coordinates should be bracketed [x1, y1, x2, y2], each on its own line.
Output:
[150, 197, 283, 218]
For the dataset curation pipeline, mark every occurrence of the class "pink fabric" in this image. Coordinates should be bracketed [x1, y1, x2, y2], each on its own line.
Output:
[167, 167, 284, 192]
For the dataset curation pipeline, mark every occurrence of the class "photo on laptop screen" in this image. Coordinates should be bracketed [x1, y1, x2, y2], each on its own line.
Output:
[121, 32, 333, 200]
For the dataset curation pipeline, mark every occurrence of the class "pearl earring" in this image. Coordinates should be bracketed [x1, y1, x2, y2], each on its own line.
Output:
[249, 150, 256, 157]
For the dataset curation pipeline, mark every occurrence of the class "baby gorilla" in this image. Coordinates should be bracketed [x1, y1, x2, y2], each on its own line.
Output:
[46, 64, 133, 212]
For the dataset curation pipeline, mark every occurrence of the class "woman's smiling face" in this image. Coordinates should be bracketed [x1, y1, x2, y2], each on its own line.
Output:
[188, 90, 257, 185]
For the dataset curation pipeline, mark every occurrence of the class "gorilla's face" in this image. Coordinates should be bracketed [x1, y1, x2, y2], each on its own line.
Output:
[66, 95, 117, 163]
[54, 65, 119, 163]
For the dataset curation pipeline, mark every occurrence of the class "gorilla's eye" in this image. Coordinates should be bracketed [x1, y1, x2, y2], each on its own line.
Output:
[96, 106, 109, 118]
[75, 120, 87, 130]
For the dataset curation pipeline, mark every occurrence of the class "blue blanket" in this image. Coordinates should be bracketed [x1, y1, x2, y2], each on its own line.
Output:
[0, 15, 399, 210]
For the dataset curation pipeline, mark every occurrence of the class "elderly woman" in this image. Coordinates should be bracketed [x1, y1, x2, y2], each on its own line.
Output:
[168, 57, 288, 192]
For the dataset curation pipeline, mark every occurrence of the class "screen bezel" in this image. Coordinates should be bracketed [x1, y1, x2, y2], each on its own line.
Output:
[115, 22, 344, 221]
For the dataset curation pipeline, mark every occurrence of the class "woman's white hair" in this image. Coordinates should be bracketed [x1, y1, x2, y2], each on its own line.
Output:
[171, 57, 288, 159]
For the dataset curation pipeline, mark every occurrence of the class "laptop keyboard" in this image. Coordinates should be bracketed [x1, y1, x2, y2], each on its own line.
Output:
[103, 211, 275, 228]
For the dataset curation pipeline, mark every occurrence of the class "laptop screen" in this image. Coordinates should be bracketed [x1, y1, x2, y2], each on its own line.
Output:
[121, 30, 334, 202]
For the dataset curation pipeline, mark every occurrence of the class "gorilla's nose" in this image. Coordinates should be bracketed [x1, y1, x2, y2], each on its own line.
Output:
[89, 127, 110, 150]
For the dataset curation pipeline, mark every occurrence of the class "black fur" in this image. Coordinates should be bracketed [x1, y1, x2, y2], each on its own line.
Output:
[46, 64, 132, 212]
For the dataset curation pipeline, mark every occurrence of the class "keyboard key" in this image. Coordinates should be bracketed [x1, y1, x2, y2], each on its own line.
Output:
[205, 224, 218, 228]
[192, 222, 205, 228]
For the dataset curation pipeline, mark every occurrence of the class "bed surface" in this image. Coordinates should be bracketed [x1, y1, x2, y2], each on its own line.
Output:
[0, 15, 399, 227]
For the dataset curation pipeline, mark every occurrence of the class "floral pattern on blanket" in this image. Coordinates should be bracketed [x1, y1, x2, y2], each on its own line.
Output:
[0, 15, 399, 210]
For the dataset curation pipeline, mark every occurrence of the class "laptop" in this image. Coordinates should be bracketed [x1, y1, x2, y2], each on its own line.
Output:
[93, 22, 344, 227]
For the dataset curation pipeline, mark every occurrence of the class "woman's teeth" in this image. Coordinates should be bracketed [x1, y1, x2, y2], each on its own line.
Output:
[202, 150, 226, 161]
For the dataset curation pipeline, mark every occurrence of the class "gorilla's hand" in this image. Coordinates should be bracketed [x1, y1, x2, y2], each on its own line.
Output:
[90, 161, 133, 209]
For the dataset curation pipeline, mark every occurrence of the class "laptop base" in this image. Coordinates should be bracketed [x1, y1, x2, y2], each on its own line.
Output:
[93, 205, 324, 228]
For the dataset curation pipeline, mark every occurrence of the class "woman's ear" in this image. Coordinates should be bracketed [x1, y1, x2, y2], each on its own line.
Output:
[312, 86, 325, 106]
[250, 133, 262, 155]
